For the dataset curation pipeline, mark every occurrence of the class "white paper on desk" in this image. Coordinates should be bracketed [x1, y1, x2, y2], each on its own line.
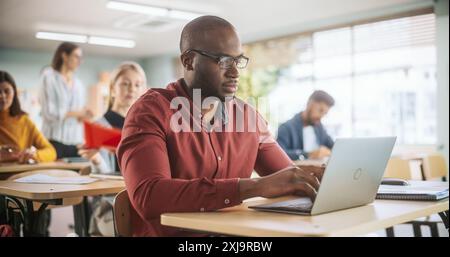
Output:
[14, 174, 98, 184]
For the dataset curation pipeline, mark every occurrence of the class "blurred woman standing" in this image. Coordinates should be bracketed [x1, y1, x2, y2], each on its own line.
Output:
[39, 42, 93, 158]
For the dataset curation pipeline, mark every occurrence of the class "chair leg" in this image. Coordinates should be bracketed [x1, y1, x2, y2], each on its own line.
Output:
[386, 227, 395, 237]
[429, 223, 439, 237]
[412, 223, 422, 237]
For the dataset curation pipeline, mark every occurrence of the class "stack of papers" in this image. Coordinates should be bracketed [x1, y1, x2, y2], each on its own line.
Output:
[15, 174, 98, 184]
[377, 181, 449, 201]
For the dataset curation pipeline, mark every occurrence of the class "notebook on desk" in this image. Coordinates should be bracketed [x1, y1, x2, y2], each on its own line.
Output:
[376, 181, 449, 201]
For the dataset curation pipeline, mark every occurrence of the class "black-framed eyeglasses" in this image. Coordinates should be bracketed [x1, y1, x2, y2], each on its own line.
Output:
[184, 49, 249, 69]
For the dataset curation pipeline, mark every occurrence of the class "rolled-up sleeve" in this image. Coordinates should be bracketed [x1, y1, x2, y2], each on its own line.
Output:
[254, 113, 293, 176]
[117, 93, 241, 222]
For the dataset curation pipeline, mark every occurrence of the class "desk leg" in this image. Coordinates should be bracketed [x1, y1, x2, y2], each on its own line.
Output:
[385, 227, 395, 237]
[438, 210, 449, 232]
[73, 196, 90, 237]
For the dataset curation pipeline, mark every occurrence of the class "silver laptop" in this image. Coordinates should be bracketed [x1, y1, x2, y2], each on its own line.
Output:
[249, 137, 397, 215]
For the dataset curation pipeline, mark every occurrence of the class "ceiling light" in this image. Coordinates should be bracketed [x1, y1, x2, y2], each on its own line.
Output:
[88, 36, 135, 48]
[107, 1, 168, 16]
[35, 32, 87, 43]
[36, 31, 136, 48]
[168, 9, 201, 20]
[107, 1, 202, 21]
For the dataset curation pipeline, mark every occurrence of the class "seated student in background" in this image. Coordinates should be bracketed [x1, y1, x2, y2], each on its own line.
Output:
[277, 90, 335, 161]
[78, 62, 147, 236]
[0, 70, 57, 164]
[39, 42, 93, 159]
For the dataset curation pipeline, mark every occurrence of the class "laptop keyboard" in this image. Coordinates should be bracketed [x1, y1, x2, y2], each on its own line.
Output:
[251, 198, 313, 212]
[283, 203, 313, 211]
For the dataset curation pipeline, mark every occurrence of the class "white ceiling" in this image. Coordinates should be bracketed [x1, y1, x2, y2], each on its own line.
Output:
[0, 0, 432, 58]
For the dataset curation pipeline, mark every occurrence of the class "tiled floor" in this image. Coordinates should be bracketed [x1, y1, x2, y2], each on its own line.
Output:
[49, 206, 74, 236]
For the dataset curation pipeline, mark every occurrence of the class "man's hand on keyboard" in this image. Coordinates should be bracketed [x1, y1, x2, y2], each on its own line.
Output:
[239, 165, 322, 202]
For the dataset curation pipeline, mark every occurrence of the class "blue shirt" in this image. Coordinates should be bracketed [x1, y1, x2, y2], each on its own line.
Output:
[276, 112, 334, 160]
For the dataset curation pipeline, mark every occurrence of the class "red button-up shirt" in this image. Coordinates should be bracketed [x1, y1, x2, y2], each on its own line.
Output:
[117, 79, 292, 236]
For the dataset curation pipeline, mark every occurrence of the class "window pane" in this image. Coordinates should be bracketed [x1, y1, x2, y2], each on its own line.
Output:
[261, 14, 436, 145]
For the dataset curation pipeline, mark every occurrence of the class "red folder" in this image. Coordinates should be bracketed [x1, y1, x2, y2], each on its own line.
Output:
[83, 121, 122, 149]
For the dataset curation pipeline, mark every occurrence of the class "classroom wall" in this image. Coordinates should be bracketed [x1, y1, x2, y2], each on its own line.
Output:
[0, 47, 139, 90]
[140, 54, 178, 88]
[435, 0, 449, 174]
[0, 47, 180, 91]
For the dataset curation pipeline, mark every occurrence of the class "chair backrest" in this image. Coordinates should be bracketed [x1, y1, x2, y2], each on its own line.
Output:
[422, 153, 448, 180]
[113, 189, 132, 237]
[384, 157, 412, 179]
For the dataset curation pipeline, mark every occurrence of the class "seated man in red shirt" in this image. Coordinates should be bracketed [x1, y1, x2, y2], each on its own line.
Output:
[117, 15, 324, 236]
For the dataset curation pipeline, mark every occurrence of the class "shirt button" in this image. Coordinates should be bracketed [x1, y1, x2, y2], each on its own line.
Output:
[217, 156, 222, 161]
[224, 198, 230, 205]
[200, 207, 205, 212]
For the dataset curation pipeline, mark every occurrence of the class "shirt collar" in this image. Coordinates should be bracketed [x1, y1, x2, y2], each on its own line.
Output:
[175, 79, 229, 127]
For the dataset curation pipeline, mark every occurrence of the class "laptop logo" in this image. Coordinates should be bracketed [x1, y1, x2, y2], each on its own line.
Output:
[353, 168, 362, 180]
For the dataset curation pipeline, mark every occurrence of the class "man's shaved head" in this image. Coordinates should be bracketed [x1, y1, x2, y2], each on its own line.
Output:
[180, 15, 236, 53]
[179, 15, 242, 101]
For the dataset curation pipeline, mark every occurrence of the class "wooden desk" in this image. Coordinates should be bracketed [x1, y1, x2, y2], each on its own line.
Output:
[161, 197, 449, 237]
[0, 179, 124, 200]
[0, 178, 125, 236]
[0, 161, 91, 180]
[0, 161, 91, 174]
